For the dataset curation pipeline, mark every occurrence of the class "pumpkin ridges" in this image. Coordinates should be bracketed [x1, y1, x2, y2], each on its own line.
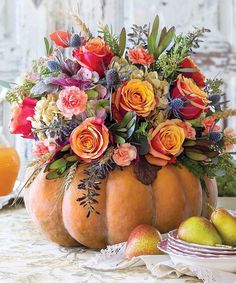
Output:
[24, 170, 78, 246]
[152, 165, 188, 233]
[175, 166, 202, 217]
[106, 166, 153, 245]
[62, 166, 108, 249]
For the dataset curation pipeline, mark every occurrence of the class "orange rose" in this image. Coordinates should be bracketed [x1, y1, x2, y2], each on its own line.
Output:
[113, 143, 137, 166]
[70, 117, 109, 163]
[72, 38, 113, 77]
[128, 48, 154, 65]
[146, 119, 187, 166]
[112, 79, 157, 121]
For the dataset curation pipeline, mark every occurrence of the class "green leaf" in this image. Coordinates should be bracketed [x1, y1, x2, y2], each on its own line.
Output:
[119, 27, 126, 56]
[148, 15, 159, 54]
[0, 80, 16, 89]
[119, 111, 136, 128]
[61, 144, 71, 152]
[44, 37, 50, 56]
[158, 27, 167, 45]
[46, 169, 67, 180]
[65, 155, 78, 162]
[177, 68, 198, 73]
[115, 135, 126, 144]
[86, 89, 98, 99]
[155, 26, 175, 58]
[49, 158, 67, 170]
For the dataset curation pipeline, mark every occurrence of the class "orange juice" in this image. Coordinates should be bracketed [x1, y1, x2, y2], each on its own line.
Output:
[0, 145, 20, 196]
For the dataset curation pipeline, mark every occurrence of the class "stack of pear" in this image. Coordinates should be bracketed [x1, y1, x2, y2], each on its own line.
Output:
[211, 207, 236, 247]
[178, 216, 222, 246]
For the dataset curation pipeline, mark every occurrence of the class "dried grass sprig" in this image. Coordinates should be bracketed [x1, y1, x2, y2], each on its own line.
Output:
[213, 109, 236, 120]
[27, 151, 55, 168]
[63, 161, 79, 192]
[70, 14, 92, 39]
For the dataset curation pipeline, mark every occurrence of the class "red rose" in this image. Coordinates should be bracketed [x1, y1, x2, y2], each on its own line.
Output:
[73, 38, 113, 77]
[170, 75, 209, 120]
[180, 57, 205, 87]
[10, 97, 37, 139]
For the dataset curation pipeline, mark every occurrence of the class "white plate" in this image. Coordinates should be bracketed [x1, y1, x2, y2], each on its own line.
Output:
[158, 239, 236, 273]
[169, 229, 236, 251]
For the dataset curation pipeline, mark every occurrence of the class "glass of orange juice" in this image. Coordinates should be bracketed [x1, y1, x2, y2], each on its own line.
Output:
[0, 128, 20, 196]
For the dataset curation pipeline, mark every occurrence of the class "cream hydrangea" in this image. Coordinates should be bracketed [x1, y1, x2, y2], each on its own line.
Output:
[31, 93, 62, 140]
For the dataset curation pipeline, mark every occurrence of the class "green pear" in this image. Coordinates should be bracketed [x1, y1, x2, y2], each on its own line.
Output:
[125, 224, 162, 259]
[178, 216, 222, 246]
[211, 207, 236, 246]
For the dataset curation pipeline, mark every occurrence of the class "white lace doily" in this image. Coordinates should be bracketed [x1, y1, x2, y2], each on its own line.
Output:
[82, 241, 236, 283]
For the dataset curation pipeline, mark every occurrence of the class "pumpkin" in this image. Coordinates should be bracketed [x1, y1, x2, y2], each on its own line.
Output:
[24, 164, 217, 249]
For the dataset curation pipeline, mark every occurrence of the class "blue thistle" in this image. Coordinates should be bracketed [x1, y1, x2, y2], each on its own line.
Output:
[171, 98, 184, 110]
[208, 94, 221, 106]
[106, 69, 120, 88]
[47, 60, 60, 72]
[69, 34, 82, 48]
[209, 131, 223, 143]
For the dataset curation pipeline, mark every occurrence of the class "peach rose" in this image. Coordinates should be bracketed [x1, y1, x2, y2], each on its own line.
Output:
[57, 86, 88, 118]
[146, 119, 186, 166]
[201, 116, 221, 134]
[128, 48, 154, 65]
[70, 117, 109, 162]
[112, 79, 157, 121]
[224, 127, 236, 152]
[113, 143, 137, 166]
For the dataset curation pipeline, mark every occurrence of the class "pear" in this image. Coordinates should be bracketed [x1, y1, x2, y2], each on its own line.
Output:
[211, 207, 236, 246]
[178, 216, 222, 246]
[125, 224, 162, 259]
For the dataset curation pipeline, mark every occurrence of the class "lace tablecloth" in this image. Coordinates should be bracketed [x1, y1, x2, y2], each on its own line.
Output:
[0, 206, 200, 283]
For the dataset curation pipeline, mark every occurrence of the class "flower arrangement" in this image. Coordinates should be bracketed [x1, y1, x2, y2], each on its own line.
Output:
[5, 15, 236, 217]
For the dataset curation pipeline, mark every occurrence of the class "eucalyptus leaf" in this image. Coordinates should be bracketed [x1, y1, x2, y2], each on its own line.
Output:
[61, 144, 71, 152]
[119, 27, 126, 56]
[115, 135, 126, 144]
[46, 169, 67, 180]
[49, 158, 67, 170]
[0, 80, 16, 89]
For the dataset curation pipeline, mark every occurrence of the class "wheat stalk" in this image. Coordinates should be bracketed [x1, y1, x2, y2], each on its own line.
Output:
[27, 151, 55, 168]
[213, 109, 236, 120]
[63, 161, 79, 191]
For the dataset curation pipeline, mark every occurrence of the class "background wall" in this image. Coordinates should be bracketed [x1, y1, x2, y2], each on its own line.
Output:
[0, 0, 236, 177]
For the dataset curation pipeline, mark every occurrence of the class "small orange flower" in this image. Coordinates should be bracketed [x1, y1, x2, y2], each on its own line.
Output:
[112, 79, 157, 121]
[70, 117, 109, 163]
[128, 48, 154, 65]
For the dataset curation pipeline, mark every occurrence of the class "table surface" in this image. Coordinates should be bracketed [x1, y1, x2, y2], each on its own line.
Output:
[0, 206, 201, 283]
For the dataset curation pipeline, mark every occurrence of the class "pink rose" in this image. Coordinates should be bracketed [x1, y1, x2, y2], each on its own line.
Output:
[201, 116, 221, 134]
[57, 86, 88, 118]
[10, 97, 37, 139]
[224, 127, 236, 152]
[32, 140, 56, 157]
[113, 143, 137, 166]
[176, 120, 196, 140]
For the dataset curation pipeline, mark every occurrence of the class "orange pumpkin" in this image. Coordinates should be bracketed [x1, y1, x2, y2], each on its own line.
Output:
[24, 165, 217, 249]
